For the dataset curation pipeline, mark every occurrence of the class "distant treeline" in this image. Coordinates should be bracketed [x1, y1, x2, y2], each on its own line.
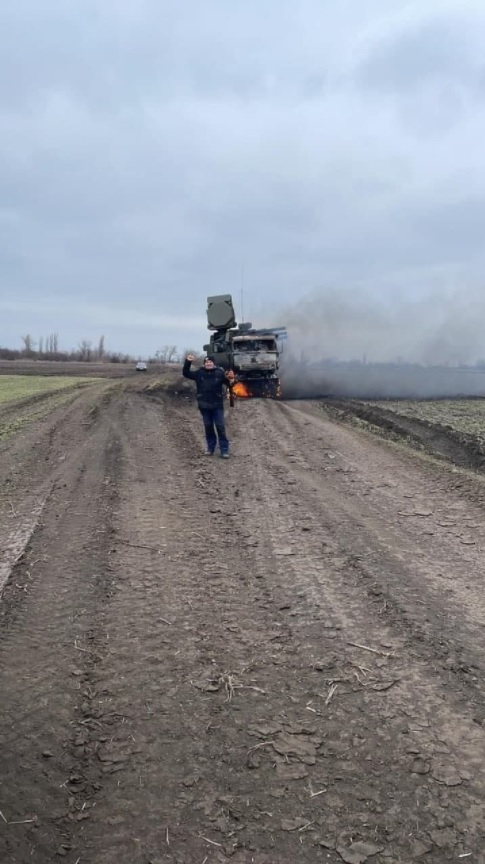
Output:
[0, 335, 200, 365]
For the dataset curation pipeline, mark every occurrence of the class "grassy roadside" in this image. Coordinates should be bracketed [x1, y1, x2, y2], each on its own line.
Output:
[0, 377, 98, 442]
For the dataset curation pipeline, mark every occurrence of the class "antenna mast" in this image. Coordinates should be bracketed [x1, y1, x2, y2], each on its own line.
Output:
[240, 264, 245, 325]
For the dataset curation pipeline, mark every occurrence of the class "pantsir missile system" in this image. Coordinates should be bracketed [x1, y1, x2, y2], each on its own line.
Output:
[203, 294, 287, 398]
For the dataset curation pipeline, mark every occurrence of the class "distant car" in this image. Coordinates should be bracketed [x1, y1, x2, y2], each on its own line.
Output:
[135, 362, 147, 371]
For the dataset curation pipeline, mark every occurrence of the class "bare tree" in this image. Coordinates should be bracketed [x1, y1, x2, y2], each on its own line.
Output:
[156, 345, 172, 364]
[46, 332, 58, 355]
[38, 336, 44, 355]
[166, 345, 178, 363]
[78, 340, 92, 362]
[97, 335, 105, 361]
[21, 334, 36, 356]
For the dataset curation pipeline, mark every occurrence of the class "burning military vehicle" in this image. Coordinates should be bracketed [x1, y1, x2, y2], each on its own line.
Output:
[203, 294, 287, 398]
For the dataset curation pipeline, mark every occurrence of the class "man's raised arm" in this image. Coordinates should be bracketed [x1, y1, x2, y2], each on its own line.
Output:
[182, 354, 198, 380]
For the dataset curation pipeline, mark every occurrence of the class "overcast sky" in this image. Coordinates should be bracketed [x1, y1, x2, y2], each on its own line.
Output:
[1, 0, 485, 358]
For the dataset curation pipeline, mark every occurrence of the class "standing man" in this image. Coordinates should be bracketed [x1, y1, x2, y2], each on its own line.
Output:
[183, 354, 234, 458]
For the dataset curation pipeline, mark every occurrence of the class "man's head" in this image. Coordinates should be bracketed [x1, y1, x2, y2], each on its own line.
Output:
[203, 356, 215, 370]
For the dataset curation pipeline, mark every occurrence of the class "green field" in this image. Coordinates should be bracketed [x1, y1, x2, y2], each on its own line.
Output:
[0, 375, 98, 441]
[0, 375, 96, 406]
[366, 398, 485, 438]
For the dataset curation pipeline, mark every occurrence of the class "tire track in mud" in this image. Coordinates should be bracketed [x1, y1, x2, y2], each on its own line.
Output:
[2, 388, 485, 863]
[256, 400, 485, 692]
[0, 380, 114, 498]
[266, 401, 485, 686]
[72, 394, 349, 863]
[117, 393, 485, 863]
[0, 384, 120, 602]
[0, 395, 124, 863]
[222, 398, 485, 861]
[0, 488, 51, 598]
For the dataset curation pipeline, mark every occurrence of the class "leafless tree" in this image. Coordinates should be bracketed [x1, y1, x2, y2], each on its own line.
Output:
[38, 336, 44, 355]
[45, 333, 58, 355]
[167, 344, 178, 363]
[156, 344, 178, 364]
[21, 334, 36, 355]
[97, 335, 105, 360]
[78, 340, 92, 362]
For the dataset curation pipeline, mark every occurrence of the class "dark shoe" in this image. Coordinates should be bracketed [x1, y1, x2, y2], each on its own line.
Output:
[221, 452, 230, 459]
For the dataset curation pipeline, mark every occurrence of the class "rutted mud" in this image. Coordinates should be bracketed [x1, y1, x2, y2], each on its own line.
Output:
[1, 384, 485, 863]
[321, 398, 485, 471]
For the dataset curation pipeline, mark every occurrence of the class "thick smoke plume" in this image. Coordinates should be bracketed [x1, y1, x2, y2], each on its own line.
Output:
[276, 288, 485, 400]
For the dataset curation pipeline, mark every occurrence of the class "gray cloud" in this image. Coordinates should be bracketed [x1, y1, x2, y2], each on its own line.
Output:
[1, 1, 485, 359]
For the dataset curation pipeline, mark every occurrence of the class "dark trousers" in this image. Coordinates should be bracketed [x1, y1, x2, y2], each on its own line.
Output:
[199, 407, 229, 454]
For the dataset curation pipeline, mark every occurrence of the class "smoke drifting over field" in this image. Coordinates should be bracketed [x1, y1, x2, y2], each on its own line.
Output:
[278, 288, 485, 399]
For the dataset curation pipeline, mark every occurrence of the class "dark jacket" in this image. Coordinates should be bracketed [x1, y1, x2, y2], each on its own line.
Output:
[183, 359, 232, 410]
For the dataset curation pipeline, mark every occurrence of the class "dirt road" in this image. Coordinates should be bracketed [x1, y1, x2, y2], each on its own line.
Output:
[1, 382, 485, 863]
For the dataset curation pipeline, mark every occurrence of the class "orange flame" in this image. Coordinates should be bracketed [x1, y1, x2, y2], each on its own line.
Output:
[232, 382, 252, 398]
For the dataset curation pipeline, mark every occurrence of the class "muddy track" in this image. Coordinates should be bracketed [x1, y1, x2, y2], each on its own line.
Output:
[0, 383, 99, 446]
[1, 387, 485, 863]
